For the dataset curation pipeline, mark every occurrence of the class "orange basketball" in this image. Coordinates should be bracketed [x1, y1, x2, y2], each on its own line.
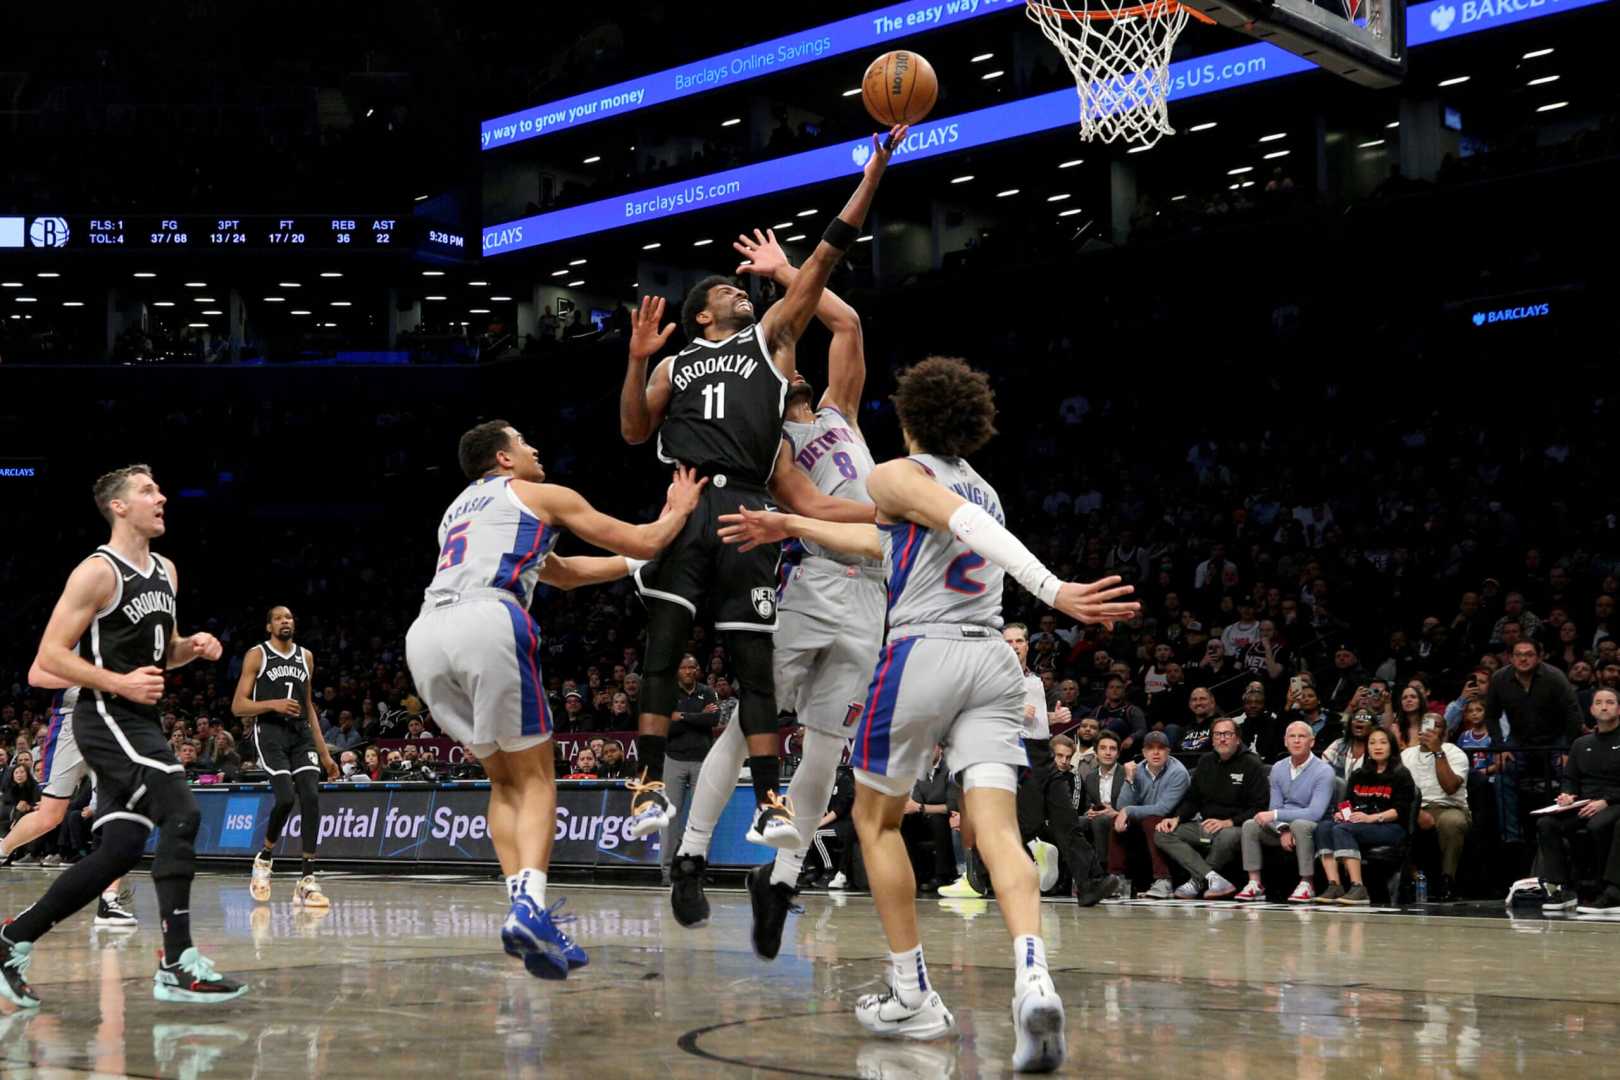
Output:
[861, 50, 938, 127]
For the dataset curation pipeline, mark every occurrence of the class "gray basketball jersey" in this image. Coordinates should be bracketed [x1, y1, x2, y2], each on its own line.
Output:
[424, 476, 560, 609]
[782, 405, 878, 566]
[881, 455, 1006, 629]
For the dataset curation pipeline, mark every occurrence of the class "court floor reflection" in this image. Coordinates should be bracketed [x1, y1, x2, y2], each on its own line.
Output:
[1, 871, 1617, 1078]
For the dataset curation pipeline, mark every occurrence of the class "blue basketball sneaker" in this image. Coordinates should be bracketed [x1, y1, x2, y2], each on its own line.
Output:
[501, 896, 588, 979]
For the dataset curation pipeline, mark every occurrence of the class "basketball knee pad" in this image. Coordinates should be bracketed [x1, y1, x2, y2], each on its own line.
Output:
[960, 762, 1019, 794]
[639, 602, 692, 717]
[149, 774, 200, 881]
[295, 771, 321, 807]
[296, 772, 322, 855]
[724, 631, 777, 737]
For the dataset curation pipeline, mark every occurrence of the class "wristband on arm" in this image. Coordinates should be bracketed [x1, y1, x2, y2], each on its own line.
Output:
[821, 217, 859, 251]
[946, 503, 1062, 606]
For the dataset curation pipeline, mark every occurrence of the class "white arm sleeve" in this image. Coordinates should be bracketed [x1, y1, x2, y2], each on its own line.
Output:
[947, 503, 1062, 606]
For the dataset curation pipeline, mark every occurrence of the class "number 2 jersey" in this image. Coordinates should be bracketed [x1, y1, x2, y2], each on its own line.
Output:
[422, 475, 561, 610]
[77, 545, 176, 723]
[881, 455, 1006, 630]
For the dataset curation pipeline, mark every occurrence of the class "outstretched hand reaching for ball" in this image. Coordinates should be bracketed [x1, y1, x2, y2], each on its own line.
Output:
[866, 124, 909, 179]
[1052, 576, 1140, 630]
[629, 295, 676, 363]
[734, 228, 789, 279]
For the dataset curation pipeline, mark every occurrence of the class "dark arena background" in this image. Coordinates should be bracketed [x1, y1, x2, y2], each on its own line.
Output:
[3, 1, 1619, 1076]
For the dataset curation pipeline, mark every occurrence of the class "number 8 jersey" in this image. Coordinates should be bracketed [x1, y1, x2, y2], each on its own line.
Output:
[77, 546, 177, 721]
[880, 455, 1007, 630]
[423, 475, 561, 609]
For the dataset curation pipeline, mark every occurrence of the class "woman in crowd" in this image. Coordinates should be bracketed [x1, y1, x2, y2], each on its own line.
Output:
[1323, 710, 1374, 781]
[1393, 686, 1427, 750]
[363, 745, 384, 781]
[3, 761, 42, 848]
[1313, 728, 1414, 905]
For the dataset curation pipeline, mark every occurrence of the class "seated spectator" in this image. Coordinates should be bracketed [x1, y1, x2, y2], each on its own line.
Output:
[177, 740, 208, 780]
[1089, 675, 1147, 755]
[362, 745, 384, 781]
[1173, 688, 1219, 753]
[1392, 685, 1428, 750]
[1051, 734, 1078, 776]
[1237, 682, 1284, 762]
[1110, 731, 1191, 899]
[198, 729, 242, 779]
[326, 710, 364, 752]
[3, 762, 42, 862]
[1317, 642, 1369, 714]
[1442, 668, 1494, 735]
[1323, 711, 1375, 781]
[1284, 684, 1342, 757]
[1237, 721, 1335, 902]
[1400, 712, 1471, 900]
[558, 690, 589, 731]
[1313, 728, 1415, 904]
[1145, 662, 1190, 735]
[1154, 717, 1267, 899]
[903, 745, 956, 892]
[596, 740, 630, 780]
[1080, 731, 1135, 872]
[381, 749, 409, 778]
[1536, 687, 1620, 912]
[1188, 639, 1243, 713]
[405, 717, 433, 741]
[1068, 716, 1101, 774]
[565, 748, 600, 779]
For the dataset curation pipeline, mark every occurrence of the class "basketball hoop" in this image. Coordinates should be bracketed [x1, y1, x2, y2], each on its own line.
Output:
[1027, 0, 1216, 148]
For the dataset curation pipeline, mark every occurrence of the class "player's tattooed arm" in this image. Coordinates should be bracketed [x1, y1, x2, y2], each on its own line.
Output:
[758, 124, 905, 359]
[622, 296, 676, 444]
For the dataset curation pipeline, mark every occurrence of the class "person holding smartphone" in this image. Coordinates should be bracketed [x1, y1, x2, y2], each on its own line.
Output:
[1400, 713, 1471, 900]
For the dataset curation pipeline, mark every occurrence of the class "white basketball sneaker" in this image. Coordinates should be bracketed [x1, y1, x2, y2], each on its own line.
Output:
[625, 773, 671, 840]
[855, 987, 957, 1040]
[1011, 969, 1067, 1073]
[249, 852, 273, 903]
[745, 792, 799, 850]
[292, 875, 329, 909]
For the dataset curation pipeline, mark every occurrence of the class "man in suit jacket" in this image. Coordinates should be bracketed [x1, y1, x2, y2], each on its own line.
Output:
[1080, 731, 1138, 876]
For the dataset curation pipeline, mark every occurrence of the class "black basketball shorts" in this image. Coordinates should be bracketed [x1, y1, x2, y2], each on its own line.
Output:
[634, 478, 782, 632]
[252, 720, 322, 777]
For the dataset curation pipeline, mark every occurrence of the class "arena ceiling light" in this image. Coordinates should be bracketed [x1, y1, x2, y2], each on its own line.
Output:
[1241, 180, 1255, 188]
[1046, 193, 1071, 202]
[1, 282, 22, 288]
[951, 175, 975, 184]
[14, 296, 36, 302]
[569, 258, 587, 265]
[422, 270, 445, 277]
[320, 271, 343, 278]
[1170, 194, 1188, 201]
[278, 282, 301, 288]
[796, 208, 818, 217]
[772, 221, 794, 229]
[1058, 159, 1083, 168]
[290, 310, 311, 315]
[642, 242, 662, 250]
[425, 295, 448, 301]
[262, 297, 285, 302]
[856, 235, 873, 243]
[1189, 121, 1217, 132]
[995, 188, 1020, 197]
[981, 70, 1005, 80]
[1127, 145, 1152, 153]
[202, 309, 224, 315]
[1523, 47, 1554, 59]
[1358, 138, 1386, 148]
[133, 272, 156, 278]
[470, 308, 493, 313]
[721, 118, 742, 127]
[1258, 132, 1287, 142]
[786, 234, 807, 242]
[1438, 75, 1470, 86]
[1264, 149, 1291, 159]
[193, 297, 216, 303]
[1527, 74, 1560, 86]
[490, 295, 513, 301]
[566, 280, 586, 287]
[1227, 165, 1254, 174]
[971, 52, 994, 62]
[1385, 120, 1400, 128]
[62, 300, 84, 307]
[188, 322, 210, 328]
[153, 301, 175, 307]
[1536, 100, 1569, 112]
[1058, 208, 1083, 217]
[692, 238, 713, 247]
[468, 280, 489, 286]
[583, 155, 602, 163]
[414, 194, 430, 202]
[550, 269, 570, 276]
[841, 88, 863, 97]
[36, 271, 59, 278]
[330, 301, 352, 307]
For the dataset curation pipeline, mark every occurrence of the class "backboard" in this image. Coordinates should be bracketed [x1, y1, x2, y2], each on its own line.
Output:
[1196, 0, 1407, 86]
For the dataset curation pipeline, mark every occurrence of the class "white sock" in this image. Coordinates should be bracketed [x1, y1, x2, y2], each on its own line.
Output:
[890, 945, 930, 1006]
[676, 718, 748, 858]
[772, 729, 844, 887]
[507, 868, 547, 908]
[1014, 934, 1048, 974]
[102, 888, 119, 903]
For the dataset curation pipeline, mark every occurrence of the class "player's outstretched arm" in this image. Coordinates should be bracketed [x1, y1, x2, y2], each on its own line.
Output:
[767, 441, 875, 524]
[621, 295, 676, 444]
[34, 556, 164, 704]
[736, 229, 865, 422]
[156, 557, 222, 670]
[865, 460, 1142, 628]
[539, 555, 638, 591]
[718, 507, 882, 560]
[526, 466, 707, 560]
[758, 124, 905, 359]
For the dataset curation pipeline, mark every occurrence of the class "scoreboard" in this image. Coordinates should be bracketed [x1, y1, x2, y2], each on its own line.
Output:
[3, 214, 406, 252]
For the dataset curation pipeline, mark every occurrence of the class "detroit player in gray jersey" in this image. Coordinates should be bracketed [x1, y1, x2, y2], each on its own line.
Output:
[720, 357, 1138, 1073]
[665, 229, 884, 960]
[404, 419, 705, 980]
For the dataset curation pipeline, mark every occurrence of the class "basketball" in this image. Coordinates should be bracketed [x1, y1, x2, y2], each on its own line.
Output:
[861, 50, 938, 127]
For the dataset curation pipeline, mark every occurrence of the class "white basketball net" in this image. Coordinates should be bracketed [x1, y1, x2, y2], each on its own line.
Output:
[1026, 0, 1196, 148]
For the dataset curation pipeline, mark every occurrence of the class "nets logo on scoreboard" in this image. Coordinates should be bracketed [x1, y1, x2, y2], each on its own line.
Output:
[29, 217, 70, 248]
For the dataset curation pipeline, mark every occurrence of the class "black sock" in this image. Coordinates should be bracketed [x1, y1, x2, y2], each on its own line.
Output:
[635, 734, 667, 783]
[154, 875, 193, 965]
[749, 755, 782, 809]
[301, 855, 313, 878]
[6, 820, 146, 943]
[259, 848, 273, 866]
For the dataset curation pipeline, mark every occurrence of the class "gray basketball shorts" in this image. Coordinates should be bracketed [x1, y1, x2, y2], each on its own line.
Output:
[776, 560, 886, 737]
[849, 624, 1029, 796]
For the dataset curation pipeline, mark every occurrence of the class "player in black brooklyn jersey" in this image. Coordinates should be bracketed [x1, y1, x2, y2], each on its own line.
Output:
[618, 123, 907, 848]
[232, 605, 338, 908]
[1, 465, 245, 1010]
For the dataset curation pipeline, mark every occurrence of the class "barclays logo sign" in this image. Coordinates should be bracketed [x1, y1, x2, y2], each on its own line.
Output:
[1423, 0, 1562, 36]
[1430, 3, 1457, 29]
[1472, 302, 1551, 326]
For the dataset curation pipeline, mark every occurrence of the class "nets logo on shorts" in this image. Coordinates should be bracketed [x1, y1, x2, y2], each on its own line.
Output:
[751, 587, 776, 619]
[219, 796, 260, 850]
[843, 701, 865, 729]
